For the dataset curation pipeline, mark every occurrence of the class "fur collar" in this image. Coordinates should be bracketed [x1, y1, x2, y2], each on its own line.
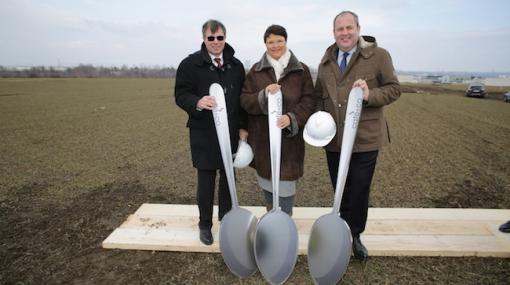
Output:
[254, 49, 303, 76]
[321, 35, 377, 65]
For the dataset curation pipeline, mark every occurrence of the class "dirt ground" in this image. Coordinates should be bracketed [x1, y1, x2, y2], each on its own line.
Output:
[1, 79, 509, 284]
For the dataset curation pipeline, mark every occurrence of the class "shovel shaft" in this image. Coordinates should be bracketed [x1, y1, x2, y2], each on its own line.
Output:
[255, 91, 299, 284]
[268, 91, 283, 209]
[210, 83, 239, 208]
[332, 87, 363, 214]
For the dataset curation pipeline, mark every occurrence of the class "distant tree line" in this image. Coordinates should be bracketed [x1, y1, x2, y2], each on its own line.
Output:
[0, 64, 177, 78]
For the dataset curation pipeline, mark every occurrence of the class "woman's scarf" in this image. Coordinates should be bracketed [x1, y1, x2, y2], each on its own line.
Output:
[266, 48, 291, 81]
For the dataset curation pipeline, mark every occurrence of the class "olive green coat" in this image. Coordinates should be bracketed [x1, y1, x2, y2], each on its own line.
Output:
[315, 36, 401, 153]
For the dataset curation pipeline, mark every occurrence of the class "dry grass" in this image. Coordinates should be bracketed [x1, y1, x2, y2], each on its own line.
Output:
[1, 78, 509, 284]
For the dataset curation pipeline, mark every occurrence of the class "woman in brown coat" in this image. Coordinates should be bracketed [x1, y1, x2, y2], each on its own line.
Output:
[240, 25, 317, 216]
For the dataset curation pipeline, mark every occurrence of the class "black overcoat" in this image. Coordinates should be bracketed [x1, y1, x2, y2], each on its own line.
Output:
[175, 43, 246, 170]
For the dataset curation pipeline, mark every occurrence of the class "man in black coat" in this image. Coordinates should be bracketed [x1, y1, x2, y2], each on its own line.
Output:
[175, 19, 247, 245]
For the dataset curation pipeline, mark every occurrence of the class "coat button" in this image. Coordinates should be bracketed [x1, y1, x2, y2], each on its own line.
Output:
[338, 103, 342, 108]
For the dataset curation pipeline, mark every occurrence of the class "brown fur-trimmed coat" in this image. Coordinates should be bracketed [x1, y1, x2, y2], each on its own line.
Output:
[240, 51, 317, 180]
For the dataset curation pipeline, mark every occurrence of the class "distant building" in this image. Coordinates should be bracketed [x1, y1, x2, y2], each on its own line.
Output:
[483, 77, 510, 87]
[421, 75, 450, 84]
[397, 74, 418, 83]
[396, 71, 510, 87]
[441, 75, 450, 84]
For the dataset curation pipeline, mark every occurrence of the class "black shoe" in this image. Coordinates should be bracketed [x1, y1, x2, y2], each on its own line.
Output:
[352, 236, 368, 261]
[499, 220, 510, 233]
[218, 212, 227, 222]
[199, 228, 213, 245]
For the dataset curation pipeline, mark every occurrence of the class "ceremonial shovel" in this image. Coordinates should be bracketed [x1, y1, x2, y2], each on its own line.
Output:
[210, 83, 258, 278]
[307, 87, 364, 285]
[253, 90, 299, 285]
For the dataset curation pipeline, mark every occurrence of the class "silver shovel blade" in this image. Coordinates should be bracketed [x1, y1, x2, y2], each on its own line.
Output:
[254, 210, 298, 285]
[307, 213, 352, 285]
[219, 208, 258, 278]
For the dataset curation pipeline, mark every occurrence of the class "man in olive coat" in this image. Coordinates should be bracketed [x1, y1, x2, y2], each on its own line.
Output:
[175, 19, 247, 245]
[315, 11, 401, 260]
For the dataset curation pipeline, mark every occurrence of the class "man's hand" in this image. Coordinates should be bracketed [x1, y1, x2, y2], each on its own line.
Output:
[239, 129, 248, 141]
[353, 79, 369, 101]
[196, 95, 217, 110]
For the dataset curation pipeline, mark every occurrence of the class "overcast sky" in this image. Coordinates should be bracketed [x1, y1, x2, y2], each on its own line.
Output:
[1, 0, 509, 72]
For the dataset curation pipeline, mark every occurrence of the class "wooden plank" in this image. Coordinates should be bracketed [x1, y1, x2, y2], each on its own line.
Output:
[365, 220, 493, 235]
[367, 207, 510, 221]
[103, 228, 219, 253]
[133, 204, 270, 217]
[127, 205, 502, 235]
[363, 235, 510, 257]
[133, 203, 510, 221]
[487, 223, 510, 244]
[103, 204, 510, 258]
[102, 228, 510, 257]
[119, 215, 494, 236]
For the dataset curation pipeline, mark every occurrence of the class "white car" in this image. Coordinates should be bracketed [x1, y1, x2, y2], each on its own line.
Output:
[504, 91, 510, 103]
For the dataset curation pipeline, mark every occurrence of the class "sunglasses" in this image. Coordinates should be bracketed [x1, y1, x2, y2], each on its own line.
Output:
[207, 35, 225, 42]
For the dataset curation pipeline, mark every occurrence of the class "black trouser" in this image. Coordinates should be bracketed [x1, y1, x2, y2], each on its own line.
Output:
[197, 169, 232, 230]
[326, 150, 378, 237]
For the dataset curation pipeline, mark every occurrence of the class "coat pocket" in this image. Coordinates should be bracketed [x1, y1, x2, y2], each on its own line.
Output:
[356, 117, 381, 146]
[358, 72, 378, 88]
[360, 107, 380, 121]
[357, 108, 382, 145]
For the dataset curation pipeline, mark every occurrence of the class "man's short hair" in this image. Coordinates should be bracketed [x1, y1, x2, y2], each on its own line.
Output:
[333, 11, 360, 28]
[263, 24, 287, 43]
[202, 19, 226, 37]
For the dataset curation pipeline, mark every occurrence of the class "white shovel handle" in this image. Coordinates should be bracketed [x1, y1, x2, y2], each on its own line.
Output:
[332, 87, 363, 214]
[268, 91, 283, 210]
[210, 83, 238, 207]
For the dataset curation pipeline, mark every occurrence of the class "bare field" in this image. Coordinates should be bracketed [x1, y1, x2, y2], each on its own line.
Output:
[1, 78, 509, 284]
[400, 82, 509, 100]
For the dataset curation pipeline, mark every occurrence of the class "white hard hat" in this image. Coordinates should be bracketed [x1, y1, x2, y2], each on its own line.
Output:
[233, 140, 254, 168]
[303, 111, 337, 147]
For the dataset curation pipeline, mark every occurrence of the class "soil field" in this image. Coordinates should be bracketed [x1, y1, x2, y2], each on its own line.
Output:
[1, 78, 509, 284]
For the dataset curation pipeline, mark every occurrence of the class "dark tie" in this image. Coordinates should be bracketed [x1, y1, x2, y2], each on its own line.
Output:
[214, 57, 222, 68]
[340, 52, 349, 73]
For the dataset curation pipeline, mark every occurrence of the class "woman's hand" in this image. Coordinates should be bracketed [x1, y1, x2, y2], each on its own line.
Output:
[277, 114, 290, 129]
[265, 84, 281, 95]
